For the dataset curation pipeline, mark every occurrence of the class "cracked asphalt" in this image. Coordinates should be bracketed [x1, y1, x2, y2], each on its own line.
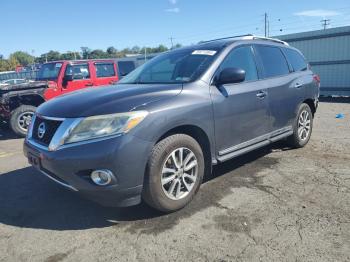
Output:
[0, 99, 349, 262]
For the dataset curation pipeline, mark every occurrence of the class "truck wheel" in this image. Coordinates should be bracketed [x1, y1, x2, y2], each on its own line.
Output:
[142, 134, 205, 212]
[10, 105, 36, 137]
[287, 103, 313, 148]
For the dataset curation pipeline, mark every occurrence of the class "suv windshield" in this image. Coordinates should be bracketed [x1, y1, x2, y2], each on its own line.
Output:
[36, 62, 63, 81]
[119, 48, 220, 84]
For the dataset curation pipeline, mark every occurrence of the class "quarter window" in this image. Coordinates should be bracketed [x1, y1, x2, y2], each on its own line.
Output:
[95, 63, 116, 78]
[220, 46, 258, 82]
[255, 45, 290, 78]
[118, 61, 136, 77]
[283, 48, 308, 72]
[65, 64, 90, 80]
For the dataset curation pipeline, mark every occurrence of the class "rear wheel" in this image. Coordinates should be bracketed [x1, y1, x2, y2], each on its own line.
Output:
[287, 103, 313, 148]
[10, 105, 36, 137]
[142, 134, 205, 212]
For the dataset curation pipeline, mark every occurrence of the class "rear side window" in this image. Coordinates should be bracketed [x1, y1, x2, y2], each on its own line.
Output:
[283, 48, 308, 72]
[118, 61, 136, 77]
[95, 63, 116, 78]
[219, 46, 258, 82]
[255, 45, 290, 78]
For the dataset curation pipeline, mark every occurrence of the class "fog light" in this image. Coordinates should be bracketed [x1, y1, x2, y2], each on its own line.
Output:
[90, 170, 113, 186]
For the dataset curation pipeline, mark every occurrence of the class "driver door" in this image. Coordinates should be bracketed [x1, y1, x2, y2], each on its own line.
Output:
[62, 63, 93, 94]
[210, 45, 271, 161]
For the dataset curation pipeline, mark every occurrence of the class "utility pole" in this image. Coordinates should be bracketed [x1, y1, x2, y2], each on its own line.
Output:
[169, 37, 174, 49]
[144, 47, 147, 63]
[321, 19, 330, 30]
[264, 13, 268, 37]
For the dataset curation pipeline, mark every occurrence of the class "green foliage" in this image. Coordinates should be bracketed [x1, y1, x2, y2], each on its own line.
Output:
[0, 56, 19, 71]
[89, 49, 109, 59]
[60, 52, 82, 60]
[0, 42, 183, 72]
[10, 51, 34, 66]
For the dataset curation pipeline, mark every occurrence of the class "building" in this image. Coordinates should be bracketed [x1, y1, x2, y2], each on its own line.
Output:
[277, 26, 350, 96]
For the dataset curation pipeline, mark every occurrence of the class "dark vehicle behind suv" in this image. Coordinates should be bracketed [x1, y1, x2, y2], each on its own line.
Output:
[24, 35, 320, 212]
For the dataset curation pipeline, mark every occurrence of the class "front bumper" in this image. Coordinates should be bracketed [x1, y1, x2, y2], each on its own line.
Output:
[23, 134, 153, 207]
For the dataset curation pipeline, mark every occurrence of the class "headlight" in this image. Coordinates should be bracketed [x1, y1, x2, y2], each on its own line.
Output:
[63, 111, 148, 144]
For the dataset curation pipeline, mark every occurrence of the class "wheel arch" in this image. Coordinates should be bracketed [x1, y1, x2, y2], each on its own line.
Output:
[302, 98, 316, 116]
[155, 124, 213, 177]
[9, 94, 45, 111]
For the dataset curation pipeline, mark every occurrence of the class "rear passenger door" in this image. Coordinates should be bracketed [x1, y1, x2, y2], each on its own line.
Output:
[93, 62, 119, 86]
[211, 45, 271, 160]
[254, 45, 304, 135]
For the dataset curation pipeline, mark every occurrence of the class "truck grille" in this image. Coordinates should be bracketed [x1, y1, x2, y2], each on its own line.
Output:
[32, 116, 62, 146]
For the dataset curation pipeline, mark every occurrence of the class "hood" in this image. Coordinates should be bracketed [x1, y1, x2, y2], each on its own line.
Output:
[37, 84, 183, 118]
[0, 81, 47, 92]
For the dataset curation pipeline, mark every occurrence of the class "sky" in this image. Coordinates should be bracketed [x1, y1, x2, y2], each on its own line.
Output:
[1, 0, 350, 58]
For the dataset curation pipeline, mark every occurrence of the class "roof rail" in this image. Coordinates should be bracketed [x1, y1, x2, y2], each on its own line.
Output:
[199, 34, 254, 43]
[200, 34, 289, 46]
[250, 36, 289, 46]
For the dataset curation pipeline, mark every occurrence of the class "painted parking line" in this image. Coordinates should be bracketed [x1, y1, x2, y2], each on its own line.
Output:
[0, 152, 15, 158]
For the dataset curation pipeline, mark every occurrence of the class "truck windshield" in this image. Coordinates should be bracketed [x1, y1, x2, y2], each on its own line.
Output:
[118, 48, 220, 84]
[36, 62, 63, 81]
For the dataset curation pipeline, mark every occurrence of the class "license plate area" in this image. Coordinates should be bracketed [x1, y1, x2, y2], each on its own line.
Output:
[28, 153, 41, 170]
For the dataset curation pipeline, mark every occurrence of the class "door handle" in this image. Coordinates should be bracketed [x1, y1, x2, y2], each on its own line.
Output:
[85, 83, 93, 87]
[295, 83, 303, 88]
[256, 91, 267, 99]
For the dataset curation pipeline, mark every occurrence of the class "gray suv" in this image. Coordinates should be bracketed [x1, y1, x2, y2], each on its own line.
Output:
[24, 35, 320, 212]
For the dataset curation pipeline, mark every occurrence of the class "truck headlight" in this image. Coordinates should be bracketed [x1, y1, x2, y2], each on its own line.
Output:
[63, 111, 148, 144]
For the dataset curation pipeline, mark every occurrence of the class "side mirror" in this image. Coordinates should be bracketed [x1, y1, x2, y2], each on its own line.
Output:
[62, 75, 73, 88]
[216, 67, 245, 85]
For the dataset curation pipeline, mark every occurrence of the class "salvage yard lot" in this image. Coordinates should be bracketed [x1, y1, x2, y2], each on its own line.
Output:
[0, 100, 349, 262]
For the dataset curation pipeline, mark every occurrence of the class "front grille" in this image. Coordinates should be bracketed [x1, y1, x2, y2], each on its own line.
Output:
[32, 116, 62, 146]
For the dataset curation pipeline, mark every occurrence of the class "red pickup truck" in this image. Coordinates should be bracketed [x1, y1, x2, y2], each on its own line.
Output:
[0, 59, 136, 136]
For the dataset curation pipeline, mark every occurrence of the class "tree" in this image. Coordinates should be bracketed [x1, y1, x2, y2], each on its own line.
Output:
[174, 43, 182, 49]
[89, 49, 109, 59]
[46, 50, 61, 61]
[131, 46, 141, 54]
[10, 51, 33, 66]
[0, 56, 19, 71]
[81, 47, 91, 59]
[106, 46, 117, 56]
[60, 52, 81, 60]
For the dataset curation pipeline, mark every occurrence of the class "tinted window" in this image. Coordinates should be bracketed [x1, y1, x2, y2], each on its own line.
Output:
[119, 48, 220, 84]
[255, 45, 290, 78]
[118, 61, 136, 77]
[283, 48, 307, 72]
[65, 64, 90, 80]
[220, 46, 258, 81]
[95, 63, 115, 78]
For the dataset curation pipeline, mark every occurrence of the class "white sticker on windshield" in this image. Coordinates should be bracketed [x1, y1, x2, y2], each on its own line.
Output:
[192, 50, 217, 56]
[55, 63, 62, 68]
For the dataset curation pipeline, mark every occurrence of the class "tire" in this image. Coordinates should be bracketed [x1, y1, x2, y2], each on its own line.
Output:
[10, 105, 36, 137]
[287, 103, 313, 148]
[142, 134, 205, 212]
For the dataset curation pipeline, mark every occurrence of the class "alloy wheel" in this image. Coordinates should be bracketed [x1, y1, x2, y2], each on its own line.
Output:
[161, 147, 198, 200]
[297, 110, 311, 141]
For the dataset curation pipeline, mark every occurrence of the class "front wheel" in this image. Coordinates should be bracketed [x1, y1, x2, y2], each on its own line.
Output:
[142, 134, 205, 212]
[287, 103, 313, 148]
[10, 105, 36, 137]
